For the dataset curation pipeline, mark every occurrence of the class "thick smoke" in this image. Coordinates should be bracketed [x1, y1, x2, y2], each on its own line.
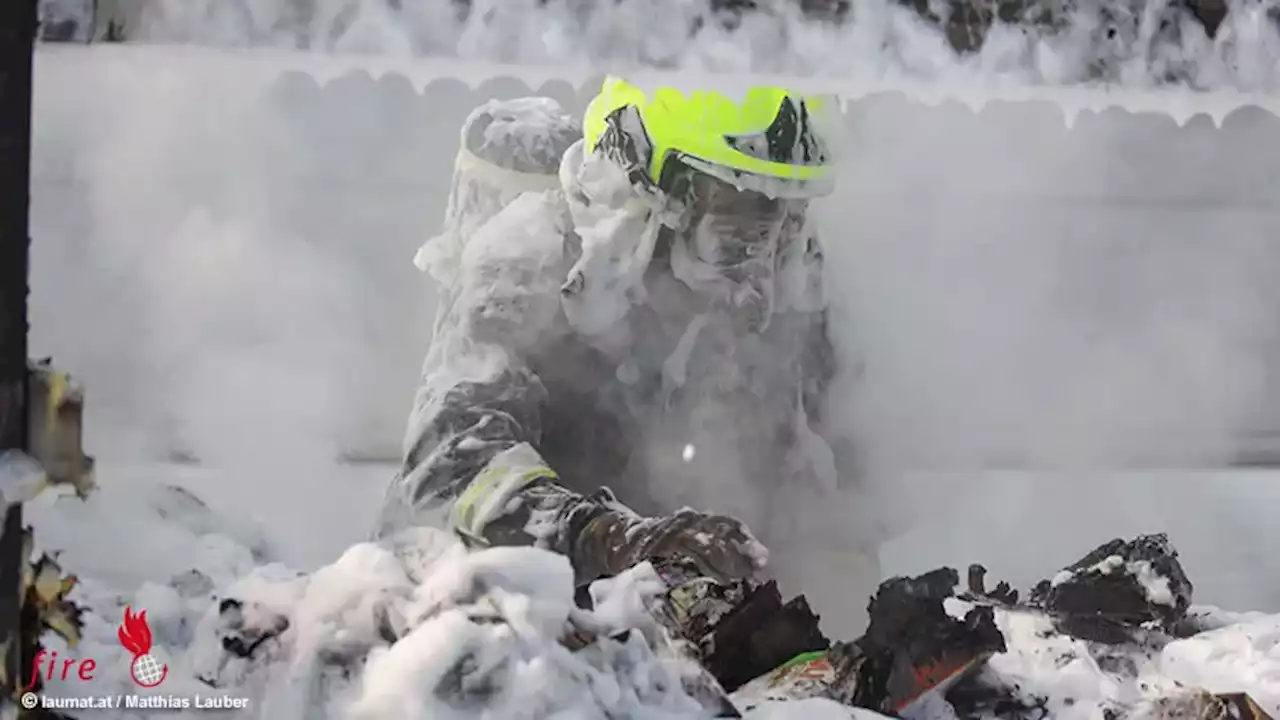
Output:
[825, 98, 1280, 617]
[27, 0, 1280, 634]
[29, 56, 435, 568]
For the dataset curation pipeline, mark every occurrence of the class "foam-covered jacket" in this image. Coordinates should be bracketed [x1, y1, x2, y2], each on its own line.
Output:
[377, 96, 861, 590]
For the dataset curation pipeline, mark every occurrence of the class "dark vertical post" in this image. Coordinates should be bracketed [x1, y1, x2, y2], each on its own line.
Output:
[0, 0, 37, 704]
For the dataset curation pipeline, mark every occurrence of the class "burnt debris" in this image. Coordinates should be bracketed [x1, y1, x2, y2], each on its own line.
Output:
[724, 532, 1265, 718]
[834, 567, 1008, 714]
[1029, 533, 1193, 644]
[699, 579, 829, 692]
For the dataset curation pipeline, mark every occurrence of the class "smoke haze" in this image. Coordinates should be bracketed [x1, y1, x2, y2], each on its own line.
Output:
[27, 1, 1280, 636]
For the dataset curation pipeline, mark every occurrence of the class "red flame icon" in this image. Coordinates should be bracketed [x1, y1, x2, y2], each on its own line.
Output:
[117, 606, 168, 688]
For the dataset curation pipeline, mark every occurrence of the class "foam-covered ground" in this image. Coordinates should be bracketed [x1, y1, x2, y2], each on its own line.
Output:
[20, 466, 1280, 719]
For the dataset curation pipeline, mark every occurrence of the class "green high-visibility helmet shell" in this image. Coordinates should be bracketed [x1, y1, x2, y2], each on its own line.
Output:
[582, 75, 838, 197]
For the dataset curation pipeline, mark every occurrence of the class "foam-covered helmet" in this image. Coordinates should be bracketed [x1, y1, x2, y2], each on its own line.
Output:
[560, 77, 837, 338]
[581, 75, 839, 200]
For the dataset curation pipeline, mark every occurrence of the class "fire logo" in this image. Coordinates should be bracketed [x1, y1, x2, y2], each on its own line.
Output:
[117, 606, 168, 688]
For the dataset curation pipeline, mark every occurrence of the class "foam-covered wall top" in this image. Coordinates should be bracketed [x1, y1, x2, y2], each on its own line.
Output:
[37, 42, 1280, 121]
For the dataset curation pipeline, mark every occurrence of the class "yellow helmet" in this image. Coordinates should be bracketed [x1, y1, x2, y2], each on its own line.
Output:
[582, 76, 838, 199]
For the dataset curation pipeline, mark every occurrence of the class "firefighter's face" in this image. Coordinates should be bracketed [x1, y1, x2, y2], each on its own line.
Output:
[668, 170, 803, 334]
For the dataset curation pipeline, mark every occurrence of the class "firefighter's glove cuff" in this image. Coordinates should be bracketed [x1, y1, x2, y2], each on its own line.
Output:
[579, 507, 767, 585]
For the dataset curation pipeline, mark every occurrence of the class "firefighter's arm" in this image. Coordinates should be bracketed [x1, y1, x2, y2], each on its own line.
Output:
[382, 322, 761, 586]
[377, 193, 573, 544]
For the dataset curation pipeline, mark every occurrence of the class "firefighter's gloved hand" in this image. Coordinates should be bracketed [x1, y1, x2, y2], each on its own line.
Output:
[573, 506, 767, 585]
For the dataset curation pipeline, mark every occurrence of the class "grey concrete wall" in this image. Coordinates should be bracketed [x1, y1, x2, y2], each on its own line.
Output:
[32, 47, 1280, 468]
[831, 96, 1280, 470]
